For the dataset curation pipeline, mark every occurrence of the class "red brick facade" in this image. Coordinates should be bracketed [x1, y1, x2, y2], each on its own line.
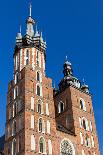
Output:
[4, 6, 100, 155]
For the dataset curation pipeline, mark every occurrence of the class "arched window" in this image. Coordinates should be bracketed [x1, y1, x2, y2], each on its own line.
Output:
[58, 101, 64, 113]
[39, 137, 46, 153]
[26, 50, 29, 65]
[80, 98, 86, 111]
[38, 104, 41, 114]
[39, 118, 42, 132]
[37, 71, 40, 81]
[37, 99, 43, 114]
[37, 85, 40, 96]
[83, 119, 86, 130]
[85, 134, 91, 147]
[60, 139, 75, 155]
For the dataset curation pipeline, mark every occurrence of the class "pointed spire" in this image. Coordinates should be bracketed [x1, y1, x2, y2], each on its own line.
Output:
[29, 3, 32, 17]
[83, 78, 85, 85]
[20, 25, 21, 33]
[66, 55, 68, 61]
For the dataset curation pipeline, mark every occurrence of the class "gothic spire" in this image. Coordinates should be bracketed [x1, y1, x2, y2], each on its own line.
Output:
[29, 3, 32, 17]
[26, 4, 35, 37]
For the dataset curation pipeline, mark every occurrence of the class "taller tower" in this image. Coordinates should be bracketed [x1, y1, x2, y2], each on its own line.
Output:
[4, 5, 55, 155]
[4, 5, 100, 155]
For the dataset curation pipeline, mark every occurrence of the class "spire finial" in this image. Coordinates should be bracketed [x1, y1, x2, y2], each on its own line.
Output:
[83, 78, 85, 85]
[66, 55, 68, 61]
[29, 3, 32, 17]
[20, 25, 21, 33]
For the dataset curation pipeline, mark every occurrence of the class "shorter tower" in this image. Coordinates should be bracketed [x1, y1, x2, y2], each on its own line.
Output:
[54, 59, 100, 155]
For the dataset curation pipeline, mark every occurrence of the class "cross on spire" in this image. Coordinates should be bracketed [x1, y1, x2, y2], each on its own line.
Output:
[66, 55, 68, 61]
[29, 3, 32, 17]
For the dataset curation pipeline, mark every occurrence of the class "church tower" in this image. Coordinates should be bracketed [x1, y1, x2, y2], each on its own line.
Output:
[4, 5, 100, 155]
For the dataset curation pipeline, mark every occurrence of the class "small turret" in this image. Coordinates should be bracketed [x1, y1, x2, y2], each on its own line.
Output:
[63, 56, 73, 77]
[58, 57, 80, 92]
[81, 79, 89, 93]
[16, 25, 22, 44]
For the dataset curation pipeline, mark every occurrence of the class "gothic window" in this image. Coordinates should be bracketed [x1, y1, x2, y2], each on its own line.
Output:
[39, 137, 46, 153]
[58, 101, 64, 113]
[83, 119, 86, 130]
[13, 102, 17, 117]
[37, 71, 40, 81]
[25, 50, 29, 65]
[38, 104, 41, 114]
[37, 85, 40, 96]
[85, 134, 91, 147]
[39, 118, 42, 132]
[90, 121, 93, 132]
[80, 98, 86, 111]
[14, 86, 18, 99]
[14, 72, 19, 84]
[60, 139, 75, 155]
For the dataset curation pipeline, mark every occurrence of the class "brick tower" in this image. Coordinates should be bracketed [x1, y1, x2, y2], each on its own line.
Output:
[4, 5, 100, 155]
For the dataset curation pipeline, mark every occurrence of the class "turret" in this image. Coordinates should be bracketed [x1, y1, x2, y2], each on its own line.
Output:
[58, 57, 80, 92]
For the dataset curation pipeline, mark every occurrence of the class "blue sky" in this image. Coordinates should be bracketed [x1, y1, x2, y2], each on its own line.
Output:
[0, 0, 103, 153]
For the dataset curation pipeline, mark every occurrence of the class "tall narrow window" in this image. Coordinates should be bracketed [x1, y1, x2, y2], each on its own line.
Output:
[58, 101, 64, 113]
[80, 98, 86, 111]
[14, 86, 18, 99]
[38, 104, 41, 114]
[83, 119, 86, 130]
[37, 85, 40, 96]
[37, 72, 40, 81]
[26, 50, 29, 65]
[39, 118, 42, 132]
[90, 121, 93, 132]
[85, 134, 91, 147]
[39, 137, 46, 153]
